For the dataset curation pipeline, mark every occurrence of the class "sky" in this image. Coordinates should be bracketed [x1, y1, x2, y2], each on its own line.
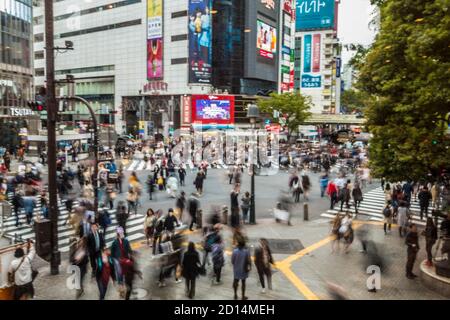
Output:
[337, 0, 378, 66]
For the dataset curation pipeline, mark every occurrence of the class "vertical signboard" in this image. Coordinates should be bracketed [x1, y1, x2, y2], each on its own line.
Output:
[312, 34, 321, 72]
[296, 0, 335, 31]
[301, 33, 322, 88]
[303, 34, 312, 73]
[181, 95, 192, 126]
[188, 0, 212, 84]
[147, 0, 163, 80]
[280, 0, 294, 93]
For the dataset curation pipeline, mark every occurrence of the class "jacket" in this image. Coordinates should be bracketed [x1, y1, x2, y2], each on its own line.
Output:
[352, 188, 363, 201]
[231, 247, 251, 280]
[87, 230, 105, 254]
[254, 244, 274, 272]
[110, 238, 132, 261]
[418, 190, 432, 205]
[405, 231, 420, 251]
[182, 250, 201, 280]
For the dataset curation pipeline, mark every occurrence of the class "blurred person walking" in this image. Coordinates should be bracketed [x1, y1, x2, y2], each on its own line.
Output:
[231, 240, 251, 300]
[182, 242, 202, 299]
[254, 238, 274, 293]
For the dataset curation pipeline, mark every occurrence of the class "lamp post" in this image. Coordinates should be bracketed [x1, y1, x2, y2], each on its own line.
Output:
[247, 104, 260, 225]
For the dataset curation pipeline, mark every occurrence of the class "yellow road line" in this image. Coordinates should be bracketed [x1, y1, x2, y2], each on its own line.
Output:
[277, 264, 319, 300]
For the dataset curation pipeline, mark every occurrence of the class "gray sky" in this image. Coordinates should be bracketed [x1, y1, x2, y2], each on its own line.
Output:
[337, 0, 377, 65]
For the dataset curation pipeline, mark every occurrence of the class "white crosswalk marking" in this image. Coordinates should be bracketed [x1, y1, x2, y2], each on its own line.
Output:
[4, 192, 145, 252]
[320, 187, 441, 227]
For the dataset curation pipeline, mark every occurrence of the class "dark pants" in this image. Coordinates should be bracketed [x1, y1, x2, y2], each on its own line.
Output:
[330, 195, 337, 210]
[426, 240, 435, 263]
[180, 177, 185, 186]
[294, 191, 301, 203]
[340, 200, 350, 211]
[109, 201, 114, 210]
[125, 274, 133, 300]
[202, 250, 210, 268]
[89, 252, 100, 275]
[420, 204, 429, 219]
[116, 179, 122, 193]
[257, 268, 272, 290]
[14, 206, 20, 226]
[354, 200, 361, 213]
[65, 199, 73, 213]
[185, 278, 196, 299]
[406, 248, 417, 276]
[214, 266, 222, 282]
[242, 208, 249, 223]
[320, 186, 326, 198]
[233, 279, 246, 299]
[152, 234, 161, 255]
[383, 223, 392, 233]
[189, 213, 197, 231]
[229, 175, 233, 184]
[25, 210, 33, 224]
[97, 280, 108, 300]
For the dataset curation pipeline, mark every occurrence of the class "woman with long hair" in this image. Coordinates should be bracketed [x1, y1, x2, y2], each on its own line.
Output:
[144, 208, 156, 247]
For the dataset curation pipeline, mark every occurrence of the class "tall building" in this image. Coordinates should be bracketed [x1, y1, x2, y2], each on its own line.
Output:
[32, 0, 291, 137]
[0, 0, 37, 149]
[294, 0, 342, 114]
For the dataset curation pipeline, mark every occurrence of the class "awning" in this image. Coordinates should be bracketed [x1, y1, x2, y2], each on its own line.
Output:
[304, 114, 366, 125]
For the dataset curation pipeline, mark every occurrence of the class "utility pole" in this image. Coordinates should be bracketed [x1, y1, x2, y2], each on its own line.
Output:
[44, 0, 60, 275]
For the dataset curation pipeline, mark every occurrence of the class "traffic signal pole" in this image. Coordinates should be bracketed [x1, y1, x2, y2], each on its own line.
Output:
[45, 0, 60, 275]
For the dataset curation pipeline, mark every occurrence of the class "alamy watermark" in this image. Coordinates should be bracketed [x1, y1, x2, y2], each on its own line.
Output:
[366, 265, 381, 290]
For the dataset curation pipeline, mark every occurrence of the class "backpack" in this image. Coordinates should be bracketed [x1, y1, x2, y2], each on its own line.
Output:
[383, 207, 392, 218]
[204, 233, 217, 252]
[157, 177, 164, 186]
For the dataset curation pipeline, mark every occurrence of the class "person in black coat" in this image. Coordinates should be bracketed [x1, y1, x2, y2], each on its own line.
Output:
[188, 194, 200, 231]
[254, 238, 274, 293]
[230, 185, 241, 228]
[182, 242, 201, 299]
[12, 190, 23, 227]
[87, 224, 105, 276]
[164, 209, 180, 234]
[194, 172, 205, 195]
[418, 187, 432, 220]
[405, 224, 420, 279]
[423, 217, 438, 267]
[178, 167, 186, 186]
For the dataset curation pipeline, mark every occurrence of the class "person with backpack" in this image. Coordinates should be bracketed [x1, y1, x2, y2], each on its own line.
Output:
[8, 239, 36, 300]
[202, 226, 222, 269]
[211, 240, 225, 285]
[382, 202, 393, 235]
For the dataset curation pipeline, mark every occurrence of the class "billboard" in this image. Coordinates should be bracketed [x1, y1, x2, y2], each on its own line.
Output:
[257, 20, 277, 60]
[296, 0, 335, 31]
[301, 33, 322, 88]
[147, 0, 163, 80]
[191, 95, 235, 125]
[188, 0, 212, 84]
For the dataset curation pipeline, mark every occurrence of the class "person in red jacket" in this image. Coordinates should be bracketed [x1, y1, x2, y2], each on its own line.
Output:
[326, 181, 338, 210]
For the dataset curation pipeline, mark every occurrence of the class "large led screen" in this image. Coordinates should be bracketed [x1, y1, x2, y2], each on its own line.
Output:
[147, 0, 163, 80]
[256, 20, 277, 59]
[191, 95, 235, 125]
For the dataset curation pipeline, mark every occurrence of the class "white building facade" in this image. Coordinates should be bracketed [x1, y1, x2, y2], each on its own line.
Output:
[33, 0, 212, 135]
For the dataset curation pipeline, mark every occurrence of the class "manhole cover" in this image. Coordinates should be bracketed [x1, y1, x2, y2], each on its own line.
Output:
[266, 239, 304, 254]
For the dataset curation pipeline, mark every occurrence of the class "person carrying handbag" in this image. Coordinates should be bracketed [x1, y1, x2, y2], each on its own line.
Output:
[8, 240, 37, 300]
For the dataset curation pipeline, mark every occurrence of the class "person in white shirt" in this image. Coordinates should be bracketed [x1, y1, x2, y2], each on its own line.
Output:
[8, 240, 36, 300]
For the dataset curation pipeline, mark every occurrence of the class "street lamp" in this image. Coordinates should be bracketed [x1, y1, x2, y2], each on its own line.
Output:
[247, 104, 260, 225]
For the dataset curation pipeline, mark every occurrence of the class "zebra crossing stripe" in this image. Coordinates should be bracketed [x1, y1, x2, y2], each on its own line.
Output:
[127, 160, 139, 171]
[136, 160, 147, 171]
[320, 187, 441, 228]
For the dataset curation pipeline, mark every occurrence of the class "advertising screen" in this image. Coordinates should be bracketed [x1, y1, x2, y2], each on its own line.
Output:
[191, 95, 235, 125]
[147, 0, 163, 80]
[188, 0, 212, 84]
[257, 20, 277, 59]
[296, 0, 335, 31]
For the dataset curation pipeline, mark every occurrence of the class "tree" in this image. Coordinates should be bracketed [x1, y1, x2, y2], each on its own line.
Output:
[356, 0, 450, 181]
[341, 89, 373, 114]
[257, 92, 312, 137]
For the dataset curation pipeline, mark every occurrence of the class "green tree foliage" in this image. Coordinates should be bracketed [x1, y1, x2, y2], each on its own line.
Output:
[356, 0, 450, 181]
[341, 89, 374, 113]
[257, 92, 312, 136]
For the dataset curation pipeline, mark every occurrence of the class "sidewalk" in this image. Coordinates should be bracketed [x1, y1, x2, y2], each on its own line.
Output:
[30, 215, 447, 300]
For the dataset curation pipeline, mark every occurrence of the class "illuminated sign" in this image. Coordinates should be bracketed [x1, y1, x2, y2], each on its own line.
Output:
[191, 95, 235, 125]
[147, 0, 163, 80]
[10, 108, 35, 117]
[257, 20, 277, 60]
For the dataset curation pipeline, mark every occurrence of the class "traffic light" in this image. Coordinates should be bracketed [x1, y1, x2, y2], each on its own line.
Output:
[28, 95, 46, 112]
